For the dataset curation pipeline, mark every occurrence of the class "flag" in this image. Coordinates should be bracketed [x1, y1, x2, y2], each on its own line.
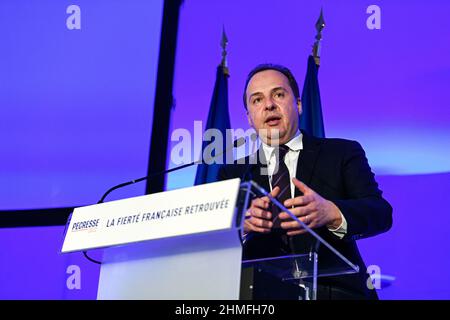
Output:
[194, 64, 231, 185]
[299, 55, 325, 138]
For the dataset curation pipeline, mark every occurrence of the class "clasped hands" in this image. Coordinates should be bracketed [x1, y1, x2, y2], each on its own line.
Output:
[244, 177, 342, 236]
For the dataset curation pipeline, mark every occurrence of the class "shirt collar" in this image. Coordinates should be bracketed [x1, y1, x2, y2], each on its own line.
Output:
[261, 130, 303, 160]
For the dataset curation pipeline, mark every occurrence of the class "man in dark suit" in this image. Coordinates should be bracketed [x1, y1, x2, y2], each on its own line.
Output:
[218, 64, 393, 300]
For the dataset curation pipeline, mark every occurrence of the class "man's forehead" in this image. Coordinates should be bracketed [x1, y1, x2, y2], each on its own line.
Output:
[246, 69, 290, 94]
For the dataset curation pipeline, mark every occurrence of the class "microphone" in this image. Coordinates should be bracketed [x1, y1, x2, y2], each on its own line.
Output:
[97, 137, 246, 203]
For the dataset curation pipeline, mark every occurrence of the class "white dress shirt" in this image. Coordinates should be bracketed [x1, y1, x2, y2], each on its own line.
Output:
[260, 131, 347, 239]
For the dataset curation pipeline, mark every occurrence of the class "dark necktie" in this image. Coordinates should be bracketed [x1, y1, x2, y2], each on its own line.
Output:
[271, 145, 319, 255]
[242, 145, 293, 258]
[271, 145, 292, 230]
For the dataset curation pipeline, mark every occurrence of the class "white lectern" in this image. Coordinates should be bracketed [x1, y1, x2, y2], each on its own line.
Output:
[61, 179, 359, 300]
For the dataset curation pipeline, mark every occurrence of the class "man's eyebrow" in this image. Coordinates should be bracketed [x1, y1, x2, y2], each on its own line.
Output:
[248, 87, 287, 99]
[271, 86, 287, 92]
[248, 91, 263, 99]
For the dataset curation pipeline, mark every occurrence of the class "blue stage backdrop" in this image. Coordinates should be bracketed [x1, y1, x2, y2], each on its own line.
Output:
[0, 0, 164, 299]
[0, 0, 164, 209]
[1, 0, 450, 299]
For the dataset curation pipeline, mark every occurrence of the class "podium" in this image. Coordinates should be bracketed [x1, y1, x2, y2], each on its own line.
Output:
[61, 179, 359, 300]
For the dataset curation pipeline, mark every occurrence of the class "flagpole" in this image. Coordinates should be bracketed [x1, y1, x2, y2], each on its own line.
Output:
[312, 8, 325, 66]
[221, 26, 229, 76]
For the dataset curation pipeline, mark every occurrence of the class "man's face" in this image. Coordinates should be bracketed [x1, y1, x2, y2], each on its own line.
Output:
[245, 69, 301, 145]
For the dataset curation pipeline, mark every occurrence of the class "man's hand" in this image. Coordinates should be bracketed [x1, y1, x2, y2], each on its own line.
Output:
[244, 186, 281, 234]
[279, 178, 342, 236]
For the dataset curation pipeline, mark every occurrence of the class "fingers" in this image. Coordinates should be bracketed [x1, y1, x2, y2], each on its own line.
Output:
[247, 206, 272, 220]
[276, 204, 317, 233]
[259, 186, 281, 204]
[244, 218, 271, 233]
[244, 213, 272, 233]
[285, 218, 318, 236]
[278, 203, 315, 220]
[247, 224, 271, 233]
[245, 197, 274, 233]
[247, 215, 273, 229]
[244, 187, 281, 234]
[283, 195, 315, 208]
[282, 214, 317, 236]
[250, 197, 269, 210]
[270, 186, 281, 198]
[292, 178, 310, 194]
[280, 214, 310, 229]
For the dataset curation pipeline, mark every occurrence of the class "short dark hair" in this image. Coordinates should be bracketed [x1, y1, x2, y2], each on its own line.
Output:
[243, 64, 300, 110]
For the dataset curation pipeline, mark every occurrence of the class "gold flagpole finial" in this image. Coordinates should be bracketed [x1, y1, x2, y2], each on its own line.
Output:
[312, 8, 325, 66]
[221, 25, 229, 76]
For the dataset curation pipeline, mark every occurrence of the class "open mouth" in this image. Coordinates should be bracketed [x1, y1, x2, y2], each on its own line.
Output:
[265, 115, 282, 126]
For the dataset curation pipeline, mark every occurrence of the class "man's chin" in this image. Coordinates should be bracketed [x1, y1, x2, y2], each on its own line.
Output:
[259, 128, 287, 145]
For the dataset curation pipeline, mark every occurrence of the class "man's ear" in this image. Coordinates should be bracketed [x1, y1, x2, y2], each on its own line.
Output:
[297, 98, 302, 115]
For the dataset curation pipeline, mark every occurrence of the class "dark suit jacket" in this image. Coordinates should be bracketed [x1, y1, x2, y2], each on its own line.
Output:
[218, 131, 393, 300]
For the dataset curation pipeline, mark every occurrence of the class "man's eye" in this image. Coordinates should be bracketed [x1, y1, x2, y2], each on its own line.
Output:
[253, 97, 261, 104]
[275, 92, 285, 98]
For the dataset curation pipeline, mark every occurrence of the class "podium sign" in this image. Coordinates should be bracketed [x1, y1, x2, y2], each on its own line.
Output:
[62, 178, 241, 253]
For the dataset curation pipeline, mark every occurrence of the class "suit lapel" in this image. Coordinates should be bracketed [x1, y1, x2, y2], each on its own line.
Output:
[295, 132, 322, 197]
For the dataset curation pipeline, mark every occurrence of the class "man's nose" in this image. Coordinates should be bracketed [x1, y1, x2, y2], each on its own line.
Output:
[265, 100, 277, 111]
